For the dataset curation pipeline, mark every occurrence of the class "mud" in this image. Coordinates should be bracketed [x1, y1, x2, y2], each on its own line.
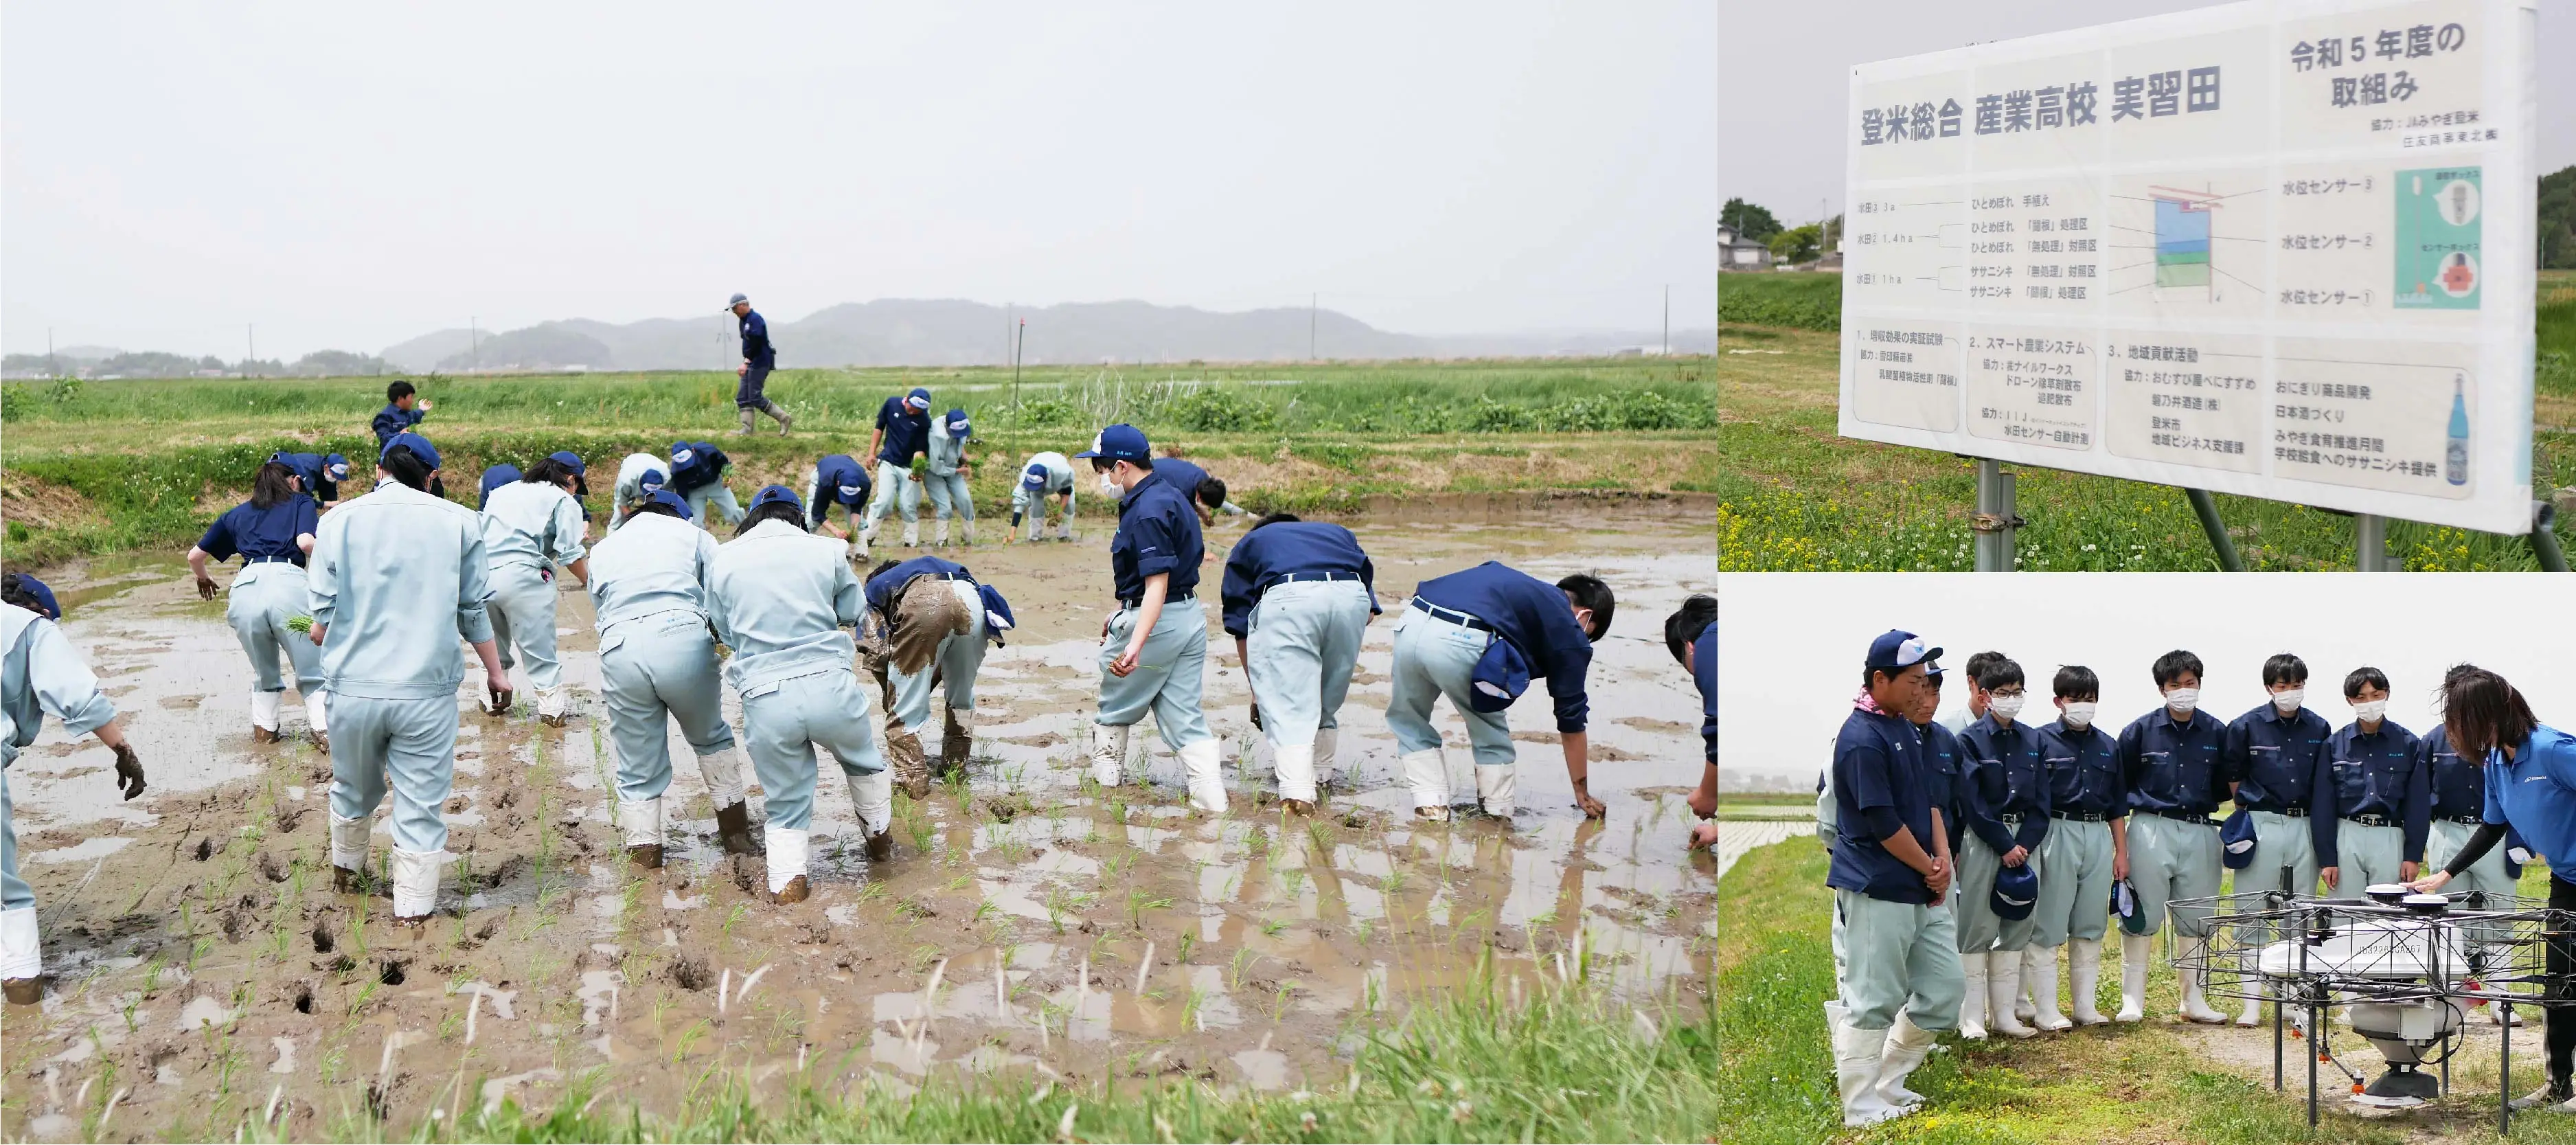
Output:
[0, 499, 1715, 1138]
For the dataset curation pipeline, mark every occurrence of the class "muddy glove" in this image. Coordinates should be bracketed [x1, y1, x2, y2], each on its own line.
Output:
[194, 574, 219, 600]
[112, 743, 147, 800]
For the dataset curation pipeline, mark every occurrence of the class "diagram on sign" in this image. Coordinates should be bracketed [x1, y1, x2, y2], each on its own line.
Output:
[2106, 176, 2268, 317]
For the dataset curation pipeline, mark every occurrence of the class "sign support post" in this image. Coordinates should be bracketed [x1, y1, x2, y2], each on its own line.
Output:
[1973, 459, 2017, 571]
[2184, 488, 2245, 571]
[2355, 514, 2394, 571]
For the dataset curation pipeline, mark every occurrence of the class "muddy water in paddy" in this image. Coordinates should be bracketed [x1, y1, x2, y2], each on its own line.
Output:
[0, 497, 1715, 1137]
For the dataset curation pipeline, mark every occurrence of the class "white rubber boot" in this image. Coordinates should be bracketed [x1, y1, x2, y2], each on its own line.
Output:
[2178, 936, 2229, 1023]
[1833, 1020, 1900, 1128]
[1987, 953, 2036, 1039]
[961, 521, 976, 546]
[304, 690, 329, 737]
[2117, 933, 2150, 1022]
[933, 519, 950, 547]
[617, 797, 661, 849]
[390, 848, 442, 920]
[2025, 946, 2072, 1031]
[1312, 727, 1340, 788]
[1956, 952, 1990, 1041]
[1473, 764, 1516, 819]
[2236, 955, 2266, 1028]
[0, 906, 41, 983]
[902, 521, 919, 547]
[2015, 975, 2038, 1024]
[1872, 1013, 1939, 1112]
[1273, 742, 1318, 806]
[2068, 940, 2109, 1025]
[846, 771, 893, 837]
[1179, 738, 1228, 813]
[535, 685, 569, 724]
[1402, 749, 1451, 821]
[696, 747, 749, 810]
[1088, 723, 1130, 786]
[251, 690, 283, 734]
[1053, 521, 1072, 542]
[765, 827, 810, 895]
[329, 813, 371, 873]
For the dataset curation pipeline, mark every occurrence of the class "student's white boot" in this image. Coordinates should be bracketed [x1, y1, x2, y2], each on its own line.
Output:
[2236, 957, 2267, 1027]
[389, 848, 442, 923]
[902, 521, 920, 548]
[1088, 723, 1129, 786]
[1832, 1019, 1902, 1127]
[2117, 933, 2151, 1022]
[304, 690, 329, 747]
[2067, 940, 2110, 1025]
[251, 690, 284, 742]
[1956, 952, 1990, 1040]
[1, 907, 43, 1004]
[934, 519, 951, 547]
[1312, 728, 1340, 788]
[765, 826, 810, 903]
[535, 685, 571, 727]
[960, 521, 976, 546]
[847, 771, 894, 861]
[1053, 521, 1073, 542]
[2177, 936, 2229, 1023]
[2025, 946, 2073, 1031]
[1987, 953, 2036, 1038]
[1179, 738, 1229, 813]
[1274, 742, 1318, 813]
[1402, 749, 1451, 821]
[1473, 764, 1516, 819]
[2014, 977, 2038, 1024]
[329, 813, 372, 889]
[1873, 1013, 1939, 1113]
[617, 796, 663, 868]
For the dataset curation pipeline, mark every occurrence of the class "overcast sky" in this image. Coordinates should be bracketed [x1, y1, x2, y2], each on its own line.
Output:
[1, 3, 1714, 360]
[1720, 0, 2575, 231]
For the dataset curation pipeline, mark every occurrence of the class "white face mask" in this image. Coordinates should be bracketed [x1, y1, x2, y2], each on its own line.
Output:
[2354, 699, 2389, 722]
[2164, 688, 2200, 715]
[1989, 694, 2026, 721]
[1099, 473, 1119, 495]
[2271, 688, 2305, 713]
[2061, 701, 2098, 729]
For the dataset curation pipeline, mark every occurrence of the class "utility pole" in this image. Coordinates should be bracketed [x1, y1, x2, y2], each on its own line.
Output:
[1309, 293, 1318, 361]
[1013, 319, 1025, 408]
[1662, 285, 1670, 356]
[46, 327, 55, 378]
[247, 324, 256, 376]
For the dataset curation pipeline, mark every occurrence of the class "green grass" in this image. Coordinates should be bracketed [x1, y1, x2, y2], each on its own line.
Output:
[1717, 835, 2576, 1144]
[1714, 271, 2576, 571]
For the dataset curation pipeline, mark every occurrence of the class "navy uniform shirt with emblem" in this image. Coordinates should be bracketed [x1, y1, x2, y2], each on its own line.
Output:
[1154, 457, 1213, 508]
[2424, 725, 2485, 823]
[1410, 560, 1594, 735]
[1109, 471, 1203, 604]
[875, 396, 931, 468]
[812, 454, 872, 523]
[2038, 718, 2124, 817]
[1828, 707, 1938, 905]
[372, 403, 424, 449]
[2225, 701, 2334, 860]
[1959, 712, 2051, 854]
[2117, 705, 2231, 817]
[1917, 718, 1968, 854]
[1218, 521, 1377, 638]
[198, 496, 321, 567]
[2322, 718, 2430, 865]
[738, 308, 776, 369]
[863, 555, 972, 616]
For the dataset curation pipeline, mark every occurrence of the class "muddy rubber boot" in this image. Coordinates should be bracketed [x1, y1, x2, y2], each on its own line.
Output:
[1088, 723, 1129, 786]
[251, 690, 284, 742]
[536, 685, 571, 727]
[390, 847, 440, 928]
[329, 813, 371, 892]
[1473, 764, 1516, 819]
[712, 801, 761, 856]
[1402, 749, 1451, 821]
[1179, 738, 1229, 813]
[886, 728, 933, 801]
[1275, 740, 1317, 814]
[942, 705, 972, 773]
[304, 690, 330, 752]
[1, 907, 42, 1006]
[961, 520, 976, 546]
[734, 408, 757, 436]
[847, 771, 894, 861]
[765, 826, 810, 903]
[902, 521, 920, 548]
[933, 519, 950, 547]
[769, 405, 794, 435]
[619, 796, 663, 869]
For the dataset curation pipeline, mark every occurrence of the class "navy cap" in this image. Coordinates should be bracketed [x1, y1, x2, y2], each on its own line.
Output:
[905, 387, 932, 411]
[323, 453, 351, 481]
[2220, 808, 2258, 868]
[1021, 464, 1049, 489]
[725, 293, 749, 309]
[2113, 878, 2151, 934]
[945, 409, 971, 438]
[1865, 629, 1941, 672]
[1467, 635, 1532, 713]
[5, 573, 62, 620]
[1075, 424, 1151, 464]
[1992, 863, 2039, 920]
[750, 484, 803, 511]
[647, 488, 692, 520]
[639, 467, 668, 492]
[383, 431, 442, 471]
[548, 451, 584, 475]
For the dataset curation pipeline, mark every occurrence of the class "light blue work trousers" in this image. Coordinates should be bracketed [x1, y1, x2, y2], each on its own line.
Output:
[865, 462, 922, 528]
[685, 483, 744, 530]
[922, 473, 974, 523]
[328, 693, 459, 853]
[740, 668, 886, 832]
[890, 580, 986, 734]
[1, 762, 28, 912]
[1097, 602, 1211, 750]
[228, 562, 324, 694]
[1836, 891, 1966, 1032]
[1385, 606, 1516, 767]
[2033, 817, 2116, 946]
[600, 611, 735, 803]
[1244, 580, 1370, 750]
[486, 563, 563, 693]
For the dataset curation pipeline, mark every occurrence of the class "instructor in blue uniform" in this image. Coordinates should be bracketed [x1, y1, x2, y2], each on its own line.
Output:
[1220, 513, 1377, 814]
[1080, 424, 1227, 811]
[728, 293, 792, 435]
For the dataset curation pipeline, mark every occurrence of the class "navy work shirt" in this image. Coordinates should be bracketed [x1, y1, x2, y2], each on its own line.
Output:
[1959, 713, 2051, 854]
[814, 454, 871, 523]
[2423, 725, 2486, 822]
[2038, 718, 2124, 817]
[668, 442, 727, 492]
[738, 308, 776, 369]
[876, 396, 931, 467]
[479, 464, 522, 510]
[1109, 471, 1203, 604]
[2226, 702, 2331, 813]
[863, 555, 972, 615]
[1827, 707, 1938, 905]
[270, 452, 334, 503]
[1218, 521, 1377, 638]
[1154, 457, 1212, 508]
[372, 403, 424, 449]
[198, 497, 321, 567]
[2117, 705, 2231, 818]
[1411, 560, 1595, 735]
[1691, 620, 1716, 764]
[1918, 719, 1968, 854]
[2323, 718, 2430, 864]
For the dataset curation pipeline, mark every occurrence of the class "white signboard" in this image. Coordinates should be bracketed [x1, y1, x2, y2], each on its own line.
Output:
[1838, 0, 2539, 535]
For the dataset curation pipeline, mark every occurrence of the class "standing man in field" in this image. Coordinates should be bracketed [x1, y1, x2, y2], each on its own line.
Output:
[861, 387, 932, 550]
[728, 293, 793, 436]
[922, 409, 976, 547]
[2220, 652, 2329, 1028]
[2031, 666, 2120, 1027]
[1081, 424, 1227, 811]
[372, 380, 430, 450]
[2112, 650, 2232, 1025]
[1221, 512, 1378, 815]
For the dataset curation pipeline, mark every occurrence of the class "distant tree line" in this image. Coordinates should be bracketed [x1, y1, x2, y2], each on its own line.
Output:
[2543, 166, 2576, 270]
[1, 349, 393, 378]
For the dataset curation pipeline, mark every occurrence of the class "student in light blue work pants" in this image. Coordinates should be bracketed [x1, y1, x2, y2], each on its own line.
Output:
[1090, 603, 1219, 809]
[685, 484, 745, 530]
[922, 473, 974, 547]
[328, 694, 461, 919]
[739, 668, 891, 878]
[486, 564, 565, 714]
[1385, 606, 1516, 813]
[1245, 580, 1371, 806]
[863, 462, 923, 545]
[226, 562, 327, 741]
[1, 765, 27, 917]
[601, 611, 755, 861]
[885, 580, 987, 786]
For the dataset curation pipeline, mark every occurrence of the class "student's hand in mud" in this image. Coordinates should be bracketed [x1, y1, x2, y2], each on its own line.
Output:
[486, 677, 514, 715]
[1571, 779, 1606, 819]
[1687, 787, 1717, 819]
[195, 574, 220, 600]
[111, 744, 147, 800]
[1688, 820, 1720, 852]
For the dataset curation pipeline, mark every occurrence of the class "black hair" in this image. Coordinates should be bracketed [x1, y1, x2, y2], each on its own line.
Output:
[2152, 649, 2204, 689]
[2441, 665, 2539, 759]
[387, 380, 415, 402]
[1962, 651, 2007, 684]
[380, 444, 435, 492]
[2053, 665, 2099, 701]
[1555, 574, 1614, 642]
[522, 457, 578, 488]
[1924, 670, 1947, 690]
[627, 497, 683, 521]
[2261, 653, 2309, 688]
[1975, 657, 2025, 692]
[868, 558, 903, 581]
[250, 462, 298, 510]
[2344, 666, 2391, 700]
[1, 574, 48, 616]
[1248, 512, 1301, 533]
[736, 500, 808, 537]
[1196, 477, 1228, 508]
[1662, 594, 1718, 667]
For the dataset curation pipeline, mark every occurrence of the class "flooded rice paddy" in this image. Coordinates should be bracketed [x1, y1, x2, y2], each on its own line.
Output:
[0, 495, 1716, 1139]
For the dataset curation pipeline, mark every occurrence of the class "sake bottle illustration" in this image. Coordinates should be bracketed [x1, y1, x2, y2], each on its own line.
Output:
[2446, 374, 2469, 486]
